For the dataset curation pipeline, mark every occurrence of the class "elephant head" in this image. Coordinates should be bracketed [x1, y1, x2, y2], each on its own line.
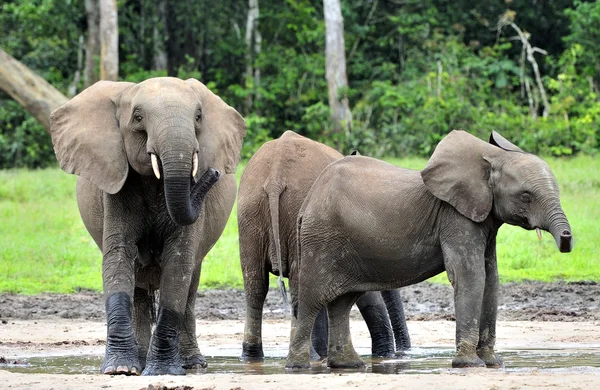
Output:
[50, 77, 246, 226]
[421, 130, 573, 253]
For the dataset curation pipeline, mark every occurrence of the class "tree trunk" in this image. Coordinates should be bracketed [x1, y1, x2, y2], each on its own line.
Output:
[100, 0, 119, 81]
[244, 0, 261, 115]
[153, 0, 168, 71]
[323, 0, 352, 142]
[0, 49, 68, 133]
[84, 0, 101, 87]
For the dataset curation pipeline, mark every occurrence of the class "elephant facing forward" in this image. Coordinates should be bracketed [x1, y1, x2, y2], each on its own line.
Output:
[238, 131, 410, 362]
[287, 130, 573, 369]
[50, 77, 246, 375]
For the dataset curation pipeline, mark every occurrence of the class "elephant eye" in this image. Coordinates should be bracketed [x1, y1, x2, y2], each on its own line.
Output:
[520, 192, 532, 203]
[195, 110, 202, 123]
[133, 114, 143, 123]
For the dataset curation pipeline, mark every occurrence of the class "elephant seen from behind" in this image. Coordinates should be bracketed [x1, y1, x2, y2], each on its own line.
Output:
[287, 130, 573, 369]
[50, 77, 246, 375]
[238, 130, 410, 362]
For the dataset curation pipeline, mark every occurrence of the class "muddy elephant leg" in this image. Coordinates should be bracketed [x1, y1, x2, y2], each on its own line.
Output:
[286, 289, 323, 369]
[443, 242, 486, 368]
[100, 196, 142, 376]
[180, 264, 207, 370]
[356, 291, 395, 357]
[327, 292, 365, 368]
[142, 244, 197, 375]
[132, 287, 155, 370]
[477, 241, 503, 368]
[240, 229, 270, 362]
[311, 307, 329, 359]
[381, 289, 411, 351]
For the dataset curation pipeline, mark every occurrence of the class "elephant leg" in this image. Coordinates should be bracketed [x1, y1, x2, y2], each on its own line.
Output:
[356, 291, 395, 357]
[477, 241, 503, 368]
[180, 264, 207, 370]
[142, 252, 195, 375]
[240, 239, 270, 362]
[443, 242, 486, 368]
[311, 307, 329, 359]
[327, 292, 365, 368]
[381, 289, 411, 351]
[132, 287, 155, 370]
[100, 233, 140, 374]
[286, 289, 323, 369]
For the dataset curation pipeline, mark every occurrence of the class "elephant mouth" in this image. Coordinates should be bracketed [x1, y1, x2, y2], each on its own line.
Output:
[533, 225, 573, 253]
[150, 152, 199, 180]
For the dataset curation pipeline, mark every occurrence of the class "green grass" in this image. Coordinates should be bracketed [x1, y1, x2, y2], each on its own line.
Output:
[0, 155, 598, 294]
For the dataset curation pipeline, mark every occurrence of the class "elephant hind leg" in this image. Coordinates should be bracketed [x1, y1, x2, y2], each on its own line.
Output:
[286, 297, 326, 369]
[327, 292, 365, 368]
[133, 287, 155, 370]
[240, 245, 270, 362]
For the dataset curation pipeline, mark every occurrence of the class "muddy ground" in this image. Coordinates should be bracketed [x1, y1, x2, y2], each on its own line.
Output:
[1, 280, 599, 322]
[1, 281, 600, 389]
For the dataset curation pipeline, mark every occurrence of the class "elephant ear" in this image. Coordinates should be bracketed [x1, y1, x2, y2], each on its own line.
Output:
[186, 78, 246, 174]
[50, 81, 134, 194]
[421, 130, 494, 223]
[489, 130, 524, 152]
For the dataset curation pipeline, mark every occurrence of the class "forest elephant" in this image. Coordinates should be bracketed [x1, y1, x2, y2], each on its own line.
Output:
[238, 130, 410, 362]
[50, 77, 246, 375]
[287, 130, 573, 369]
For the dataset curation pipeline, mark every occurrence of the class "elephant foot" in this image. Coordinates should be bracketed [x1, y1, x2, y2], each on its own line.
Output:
[142, 360, 186, 376]
[477, 347, 504, 368]
[182, 353, 208, 369]
[285, 360, 311, 370]
[241, 341, 265, 363]
[310, 345, 324, 361]
[328, 358, 366, 369]
[101, 353, 141, 376]
[285, 351, 311, 370]
[451, 354, 486, 368]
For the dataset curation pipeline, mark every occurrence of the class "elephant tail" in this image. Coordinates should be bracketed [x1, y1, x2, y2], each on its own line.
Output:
[267, 189, 288, 308]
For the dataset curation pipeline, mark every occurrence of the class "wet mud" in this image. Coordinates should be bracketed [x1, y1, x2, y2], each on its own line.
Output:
[1, 280, 598, 322]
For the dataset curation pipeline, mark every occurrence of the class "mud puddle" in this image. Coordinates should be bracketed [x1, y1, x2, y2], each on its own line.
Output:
[2, 346, 600, 376]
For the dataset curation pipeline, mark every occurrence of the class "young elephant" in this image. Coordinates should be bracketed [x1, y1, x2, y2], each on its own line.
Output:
[238, 131, 410, 362]
[50, 77, 246, 375]
[287, 130, 573, 369]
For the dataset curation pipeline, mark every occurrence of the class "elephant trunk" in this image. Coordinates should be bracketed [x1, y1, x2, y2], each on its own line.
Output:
[545, 209, 573, 253]
[160, 145, 220, 226]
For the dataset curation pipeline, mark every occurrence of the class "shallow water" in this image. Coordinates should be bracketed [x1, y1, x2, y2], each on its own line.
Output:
[2, 346, 600, 375]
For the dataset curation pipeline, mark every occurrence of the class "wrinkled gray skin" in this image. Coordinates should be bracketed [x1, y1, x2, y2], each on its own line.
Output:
[50, 77, 246, 376]
[287, 130, 573, 369]
[238, 131, 410, 362]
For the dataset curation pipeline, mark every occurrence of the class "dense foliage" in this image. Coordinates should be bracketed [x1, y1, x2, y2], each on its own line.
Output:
[1, 0, 599, 168]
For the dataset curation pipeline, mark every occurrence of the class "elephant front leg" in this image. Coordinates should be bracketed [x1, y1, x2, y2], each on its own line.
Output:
[357, 291, 395, 357]
[142, 254, 195, 375]
[443, 243, 486, 368]
[100, 243, 140, 375]
[180, 266, 207, 370]
[477, 243, 503, 368]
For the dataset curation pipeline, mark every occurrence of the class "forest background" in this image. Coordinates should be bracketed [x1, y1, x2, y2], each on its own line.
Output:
[0, 0, 599, 293]
[1, 0, 599, 166]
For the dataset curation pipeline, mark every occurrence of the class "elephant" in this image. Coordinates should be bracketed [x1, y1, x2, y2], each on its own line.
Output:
[50, 77, 246, 375]
[286, 130, 573, 369]
[238, 130, 411, 362]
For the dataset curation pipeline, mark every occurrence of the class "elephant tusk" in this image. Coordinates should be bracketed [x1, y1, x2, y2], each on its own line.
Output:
[151, 153, 161, 179]
[536, 228, 542, 241]
[192, 152, 198, 178]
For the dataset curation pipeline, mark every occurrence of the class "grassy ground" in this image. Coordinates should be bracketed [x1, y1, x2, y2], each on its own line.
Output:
[0, 155, 598, 294]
